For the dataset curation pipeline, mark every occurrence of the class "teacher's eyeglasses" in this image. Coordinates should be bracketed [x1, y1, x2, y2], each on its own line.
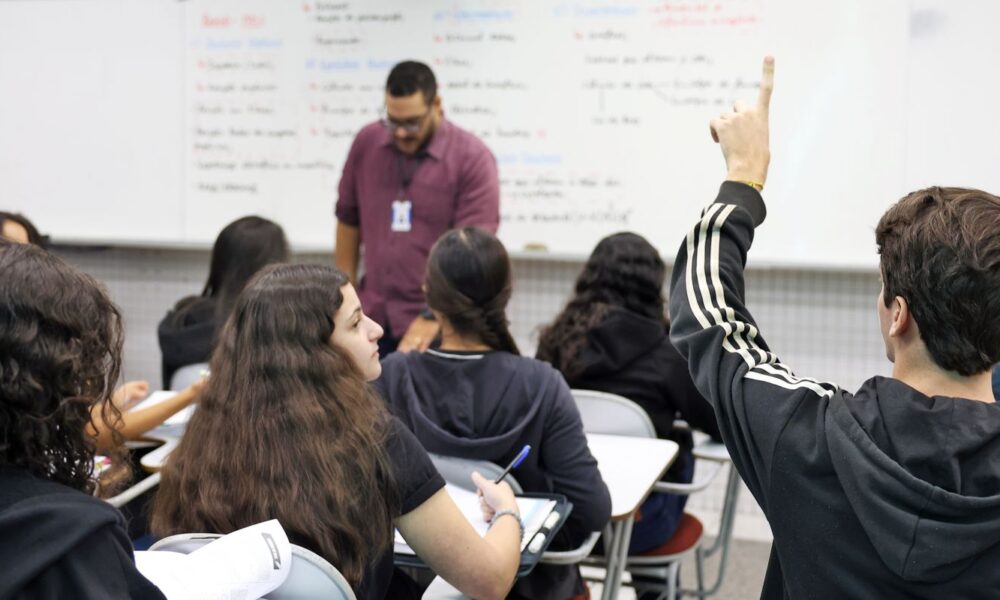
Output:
[380, 106, 432, 135]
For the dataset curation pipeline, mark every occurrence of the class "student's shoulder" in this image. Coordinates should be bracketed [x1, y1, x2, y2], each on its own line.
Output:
[486, 352, 561, 379]
[0, 473, 127, 551]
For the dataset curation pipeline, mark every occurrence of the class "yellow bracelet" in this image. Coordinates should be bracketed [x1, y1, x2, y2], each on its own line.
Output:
[733, 179, 764, 192]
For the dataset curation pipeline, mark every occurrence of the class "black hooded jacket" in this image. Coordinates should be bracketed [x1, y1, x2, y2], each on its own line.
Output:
[669, 182, 1000, 598]
[553, 306, 722, 482]
[0, 467, 165, 599]
[376, 349, 611, 600]
[157, 296, 216, 389]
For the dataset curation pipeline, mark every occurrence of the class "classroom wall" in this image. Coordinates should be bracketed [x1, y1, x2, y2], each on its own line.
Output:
[56, 245, 890, 540]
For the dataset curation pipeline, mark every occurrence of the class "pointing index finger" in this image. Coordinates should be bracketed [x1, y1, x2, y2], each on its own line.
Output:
[758, 55, 775, 111]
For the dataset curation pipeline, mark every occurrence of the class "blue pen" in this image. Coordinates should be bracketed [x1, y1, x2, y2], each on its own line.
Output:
[494, 444, 531, 484]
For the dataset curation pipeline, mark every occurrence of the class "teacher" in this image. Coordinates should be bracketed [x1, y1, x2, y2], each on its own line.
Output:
[335, 60, 500, 356]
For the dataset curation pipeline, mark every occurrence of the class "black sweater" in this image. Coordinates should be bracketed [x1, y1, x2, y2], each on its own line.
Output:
[376, 350, 611, 600]
[552, 307, 721, 482]
[157, 296, 217, 389]
[0, 468, 165, 599]
[668, 182, 1000, 598]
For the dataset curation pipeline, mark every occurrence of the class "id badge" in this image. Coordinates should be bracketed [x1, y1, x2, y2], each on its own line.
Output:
[391, 199, 413, 232]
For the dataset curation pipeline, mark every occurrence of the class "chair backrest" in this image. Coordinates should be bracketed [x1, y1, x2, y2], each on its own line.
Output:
[570, 389, 657, 438]
[429, 453, 524, 494]
[169, 362, 209, 391]
[149, 533, 357, 600]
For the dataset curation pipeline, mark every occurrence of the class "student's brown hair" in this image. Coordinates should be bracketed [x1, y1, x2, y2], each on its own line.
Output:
[151, 263, 398, 587]
[0, 241, 128, 494]
[876, 187, 1000, 375]
[424, 227, 519, 354]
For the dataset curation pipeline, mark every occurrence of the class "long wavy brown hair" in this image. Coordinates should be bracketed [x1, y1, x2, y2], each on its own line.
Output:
[151, 263, 399, 587]
[0, 241, 128, 495]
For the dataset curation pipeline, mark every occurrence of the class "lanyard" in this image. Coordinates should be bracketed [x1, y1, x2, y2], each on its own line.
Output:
[396, 153, 426, 198]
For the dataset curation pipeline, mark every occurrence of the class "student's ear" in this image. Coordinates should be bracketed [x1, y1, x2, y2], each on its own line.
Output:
[888, 295, 911, 337]
[432, 94, 442, 111]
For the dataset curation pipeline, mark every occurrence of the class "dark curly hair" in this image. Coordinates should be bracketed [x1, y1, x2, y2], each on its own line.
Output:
[876, 187, 1000, 375]
[425, 228, 519, 354]
[537, 232, 667, 378]
[0, 241, 127, 495]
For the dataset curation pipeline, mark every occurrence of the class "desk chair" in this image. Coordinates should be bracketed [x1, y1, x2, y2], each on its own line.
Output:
[169, 362, 209, 391]
[571, 389, 734, 600]
[428, 454, 603, 566]
[149, 534, 357, 599]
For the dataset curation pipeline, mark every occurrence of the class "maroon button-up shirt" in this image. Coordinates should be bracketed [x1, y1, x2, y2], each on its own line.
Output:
[335, 118, 500, 336]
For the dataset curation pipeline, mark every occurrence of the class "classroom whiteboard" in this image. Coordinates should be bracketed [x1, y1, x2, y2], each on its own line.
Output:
[1, 0, 997, 267]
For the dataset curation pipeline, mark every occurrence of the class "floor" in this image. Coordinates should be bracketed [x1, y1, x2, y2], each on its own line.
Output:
[586, 537, 771, 599]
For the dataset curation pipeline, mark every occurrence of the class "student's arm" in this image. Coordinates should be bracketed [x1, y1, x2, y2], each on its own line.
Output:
[453, 147, 500, 232]
[397, 472, 520, 600]
[334, 222, 360, 284]
[667, 58, 839, 510]
[538, 373, 612, 541]
[89, 380, 204, 453]
[334, 130, 364, 283]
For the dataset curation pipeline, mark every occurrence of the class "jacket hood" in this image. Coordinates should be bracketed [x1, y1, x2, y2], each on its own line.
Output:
[0, 470, 125, 597]
[826, 376, 1000, 583]
[158, 296, 216, 348]
[378, 351, 561, 460]
[576, 307, 667, 378]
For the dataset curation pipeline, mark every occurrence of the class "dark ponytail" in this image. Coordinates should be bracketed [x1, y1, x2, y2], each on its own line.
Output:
[425, 228, 519, 355]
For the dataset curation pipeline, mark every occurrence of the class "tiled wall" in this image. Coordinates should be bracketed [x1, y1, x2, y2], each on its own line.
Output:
[55, 245, 891, 540]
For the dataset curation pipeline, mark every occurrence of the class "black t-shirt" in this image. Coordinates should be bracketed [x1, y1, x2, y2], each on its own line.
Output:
[355, 417, 445, 600]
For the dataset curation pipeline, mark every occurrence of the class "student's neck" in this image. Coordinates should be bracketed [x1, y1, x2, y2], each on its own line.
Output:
[893, 349, 995, 403]
[438, 327, 490, 352]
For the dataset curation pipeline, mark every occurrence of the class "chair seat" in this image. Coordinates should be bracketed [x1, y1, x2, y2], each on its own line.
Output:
[637, 513, 703, 557]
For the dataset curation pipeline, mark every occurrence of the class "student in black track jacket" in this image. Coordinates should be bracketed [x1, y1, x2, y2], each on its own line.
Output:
[668, 57, 1000, 599]
[537, 231, 721, 554]
[377, 227, 611, 600]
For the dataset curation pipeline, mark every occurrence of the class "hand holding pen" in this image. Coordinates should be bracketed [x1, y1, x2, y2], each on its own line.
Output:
[474, 445, 531, 521]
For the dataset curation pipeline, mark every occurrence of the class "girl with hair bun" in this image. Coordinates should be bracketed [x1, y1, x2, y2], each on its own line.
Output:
[376, 227, 611, 600]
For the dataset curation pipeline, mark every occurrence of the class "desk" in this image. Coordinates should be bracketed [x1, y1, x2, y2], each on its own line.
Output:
[139, 427, 184, 472]
[586, 433, 679, 600]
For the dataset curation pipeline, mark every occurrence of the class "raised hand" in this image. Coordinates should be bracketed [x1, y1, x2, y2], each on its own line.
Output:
[710, 56, 774, 188]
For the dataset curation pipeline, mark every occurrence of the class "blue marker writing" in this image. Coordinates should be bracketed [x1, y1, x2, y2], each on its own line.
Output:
[494, 444, 531, 484]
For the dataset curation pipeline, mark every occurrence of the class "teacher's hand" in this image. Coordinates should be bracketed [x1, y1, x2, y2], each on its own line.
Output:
[398, 316, 440, 353]
[710, 56, 774, 188]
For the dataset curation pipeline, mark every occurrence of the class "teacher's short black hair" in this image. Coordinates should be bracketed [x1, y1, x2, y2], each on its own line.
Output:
[386, 61, 437, 103]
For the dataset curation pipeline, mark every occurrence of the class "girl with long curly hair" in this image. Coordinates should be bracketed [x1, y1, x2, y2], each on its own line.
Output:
[151, 263, 521, 600]
[0, 241, 164, 598]
[536, 231, 721, 555]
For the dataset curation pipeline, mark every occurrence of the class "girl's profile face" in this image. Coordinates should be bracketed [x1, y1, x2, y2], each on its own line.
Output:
[330, 283, 384, 381]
